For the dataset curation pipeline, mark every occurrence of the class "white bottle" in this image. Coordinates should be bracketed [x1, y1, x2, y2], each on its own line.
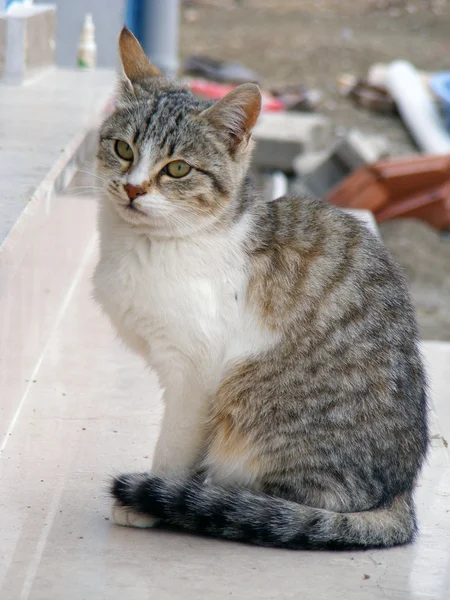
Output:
[77, 13, 97, 69]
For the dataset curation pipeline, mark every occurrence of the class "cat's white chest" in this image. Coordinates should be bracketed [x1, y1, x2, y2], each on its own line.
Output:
[94, 221, 266, 389]
[140, 238, 241, 355]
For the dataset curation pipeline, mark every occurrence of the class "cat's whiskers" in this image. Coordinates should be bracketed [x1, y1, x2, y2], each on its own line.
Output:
[77, 168, 109, 185]
[68, 186, 107, 197]
[106, 186, 125, 202]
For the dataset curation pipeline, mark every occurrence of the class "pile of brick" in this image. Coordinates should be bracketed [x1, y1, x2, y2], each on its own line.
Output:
[251, 112, 450, 231]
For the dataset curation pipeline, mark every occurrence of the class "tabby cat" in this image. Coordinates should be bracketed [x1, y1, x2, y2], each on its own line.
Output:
[93, 28, 428, 549]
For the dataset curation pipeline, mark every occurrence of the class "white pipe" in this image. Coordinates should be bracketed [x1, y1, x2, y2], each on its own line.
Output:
[386, 60, 450, 154]
[368, 62, 430, 90]
[270, 171, 288, 200]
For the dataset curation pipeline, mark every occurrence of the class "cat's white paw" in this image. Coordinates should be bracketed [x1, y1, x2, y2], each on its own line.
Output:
[111, 500, 160, 529]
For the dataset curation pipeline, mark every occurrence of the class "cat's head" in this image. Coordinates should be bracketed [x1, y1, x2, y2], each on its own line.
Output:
[97, 28, 261, 238]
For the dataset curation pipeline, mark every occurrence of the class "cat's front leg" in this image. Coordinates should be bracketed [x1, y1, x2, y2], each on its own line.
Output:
[111, 500, 159, 528]
[112, 380, 209, 528]
[151, 384, 209, 474]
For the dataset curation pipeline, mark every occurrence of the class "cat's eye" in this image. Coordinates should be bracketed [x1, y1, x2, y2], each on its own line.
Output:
[164, 160, 191, 178]
[115, 140, 134, 162]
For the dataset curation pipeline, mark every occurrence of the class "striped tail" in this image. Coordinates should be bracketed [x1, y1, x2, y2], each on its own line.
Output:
[111, 472, 416, 550]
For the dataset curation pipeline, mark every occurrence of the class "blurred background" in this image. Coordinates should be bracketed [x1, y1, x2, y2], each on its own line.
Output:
[32, 0, 450, 151]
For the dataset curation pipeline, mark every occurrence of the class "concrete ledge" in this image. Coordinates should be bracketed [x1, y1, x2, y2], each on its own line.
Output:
[0, 68, 115, 245]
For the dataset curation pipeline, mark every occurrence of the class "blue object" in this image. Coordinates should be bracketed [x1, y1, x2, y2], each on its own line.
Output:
[6, 0, 27, 8]
[430, 72, 450, 129]
[125, 0, 144, 45]
[125, 0, 179, 77]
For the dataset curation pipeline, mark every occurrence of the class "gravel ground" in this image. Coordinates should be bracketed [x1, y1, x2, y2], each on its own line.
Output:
[180, 0, 450, 340]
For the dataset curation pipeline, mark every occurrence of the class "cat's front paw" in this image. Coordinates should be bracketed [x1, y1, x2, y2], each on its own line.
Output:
[111, 500, 161, 529]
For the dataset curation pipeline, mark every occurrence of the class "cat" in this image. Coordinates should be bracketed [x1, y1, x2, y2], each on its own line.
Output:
[93, 28, 428, 550]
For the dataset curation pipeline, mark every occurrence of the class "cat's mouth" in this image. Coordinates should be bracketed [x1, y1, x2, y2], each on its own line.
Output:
[121, 198, 148, 216]
[126, 202, 143, 213]
[116, 200, 148, 223]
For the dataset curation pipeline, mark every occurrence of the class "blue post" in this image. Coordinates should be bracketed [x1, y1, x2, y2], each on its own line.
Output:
[125, 0, 179, 78]
[125, 0, 144, 44]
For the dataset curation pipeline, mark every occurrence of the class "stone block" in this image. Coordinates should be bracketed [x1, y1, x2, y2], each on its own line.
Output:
[289, 176, 319, 199]
[337, 129, 390, 169]
[293, 129, 389, 198]
[251, 112, 332, 172]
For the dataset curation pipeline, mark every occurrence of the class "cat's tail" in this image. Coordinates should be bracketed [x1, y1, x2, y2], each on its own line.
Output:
[111, 472, 416, 549]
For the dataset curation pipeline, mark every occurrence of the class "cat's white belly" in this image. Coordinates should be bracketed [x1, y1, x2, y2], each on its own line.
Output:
[94, 221, 279, 394]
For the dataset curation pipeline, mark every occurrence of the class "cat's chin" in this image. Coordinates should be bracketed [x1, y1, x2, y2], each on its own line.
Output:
[115, 203, 151, 225]
[112, 201, 217, 239]
[114, 204, 179, 236]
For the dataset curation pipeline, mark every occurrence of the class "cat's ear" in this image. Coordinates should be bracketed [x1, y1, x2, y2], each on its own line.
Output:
[200, 83, 262, 149]
[118, 27, 162, 84]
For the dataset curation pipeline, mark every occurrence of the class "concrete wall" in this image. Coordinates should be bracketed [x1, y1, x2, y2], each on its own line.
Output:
[35, 0, 126, 68]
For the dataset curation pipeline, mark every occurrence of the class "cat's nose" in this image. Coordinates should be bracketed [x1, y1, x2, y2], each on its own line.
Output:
[124, 183, 146, 201]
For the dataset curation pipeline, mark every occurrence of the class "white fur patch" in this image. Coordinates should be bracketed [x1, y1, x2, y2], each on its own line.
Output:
[127, 143, 154, 186]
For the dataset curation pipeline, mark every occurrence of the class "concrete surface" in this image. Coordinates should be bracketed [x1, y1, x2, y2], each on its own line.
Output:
[0, 68, 115, 245]
[0, 191, 449, 599]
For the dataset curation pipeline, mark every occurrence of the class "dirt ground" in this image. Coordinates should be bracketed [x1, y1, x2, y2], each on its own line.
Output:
[180, 0, 450, 341]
